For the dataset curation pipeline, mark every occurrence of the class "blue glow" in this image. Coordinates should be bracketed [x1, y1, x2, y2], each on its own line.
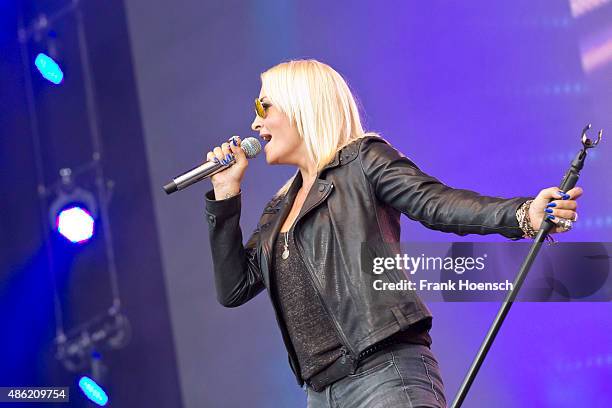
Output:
[34, 53, 63, 84]
[78, 376, 108, 406]
[56, 206, 94, 243]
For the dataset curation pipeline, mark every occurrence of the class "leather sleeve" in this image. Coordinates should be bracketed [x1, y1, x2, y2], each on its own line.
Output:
[204, 189, 265, 307]
[359, 137, 533, 240]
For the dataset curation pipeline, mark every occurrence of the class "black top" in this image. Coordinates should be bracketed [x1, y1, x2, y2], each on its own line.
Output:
[272, 229, 343, 380]
[272, 228, 432, 381]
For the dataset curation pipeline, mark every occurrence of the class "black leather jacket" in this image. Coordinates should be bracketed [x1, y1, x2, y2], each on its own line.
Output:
[204, 136, 532, 387]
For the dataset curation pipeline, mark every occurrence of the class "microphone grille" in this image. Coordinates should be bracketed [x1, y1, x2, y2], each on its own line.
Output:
[241, 137, 262, 159]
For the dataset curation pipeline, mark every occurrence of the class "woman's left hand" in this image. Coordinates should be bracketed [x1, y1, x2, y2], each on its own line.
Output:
[528, 186, 583, 234]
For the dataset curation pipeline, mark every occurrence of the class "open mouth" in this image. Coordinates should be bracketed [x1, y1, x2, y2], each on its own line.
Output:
[260, 134, 272, 142]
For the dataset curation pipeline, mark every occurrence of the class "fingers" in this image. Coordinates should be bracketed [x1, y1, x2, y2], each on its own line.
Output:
[205, 136, 246, 166]
[538, 187, 566, 201]
[206, 145, 231, 165]
[546, 200, 577, 210]
[565, 186, 583, 200]
[546, 208, 576, 220]
[536, 186, 583, 235]
[539, 186, 583, 204]
[228, 136, 247, 163]
[210, 142, 233, 165]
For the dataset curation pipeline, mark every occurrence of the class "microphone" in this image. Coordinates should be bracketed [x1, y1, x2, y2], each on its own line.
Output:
[163, 137, 261, 195]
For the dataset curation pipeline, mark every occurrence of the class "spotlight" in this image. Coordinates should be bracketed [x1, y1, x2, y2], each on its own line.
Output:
[48, 169, 98, 244]
[34, 52, 63, 84]
[56, 206, 95, 243]
[78, 376, 108, 406]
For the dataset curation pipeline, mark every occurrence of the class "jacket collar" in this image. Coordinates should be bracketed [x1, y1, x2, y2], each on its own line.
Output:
[259, 171, 336, 288]
[259, 138, 362, 286]
[320, 138, 361, 172]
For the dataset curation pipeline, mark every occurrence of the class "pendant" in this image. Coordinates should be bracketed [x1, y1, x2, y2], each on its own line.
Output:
[281, 231, 289, 259]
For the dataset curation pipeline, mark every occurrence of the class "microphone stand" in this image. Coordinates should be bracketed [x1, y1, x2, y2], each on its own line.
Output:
[451, 124, 603, 408]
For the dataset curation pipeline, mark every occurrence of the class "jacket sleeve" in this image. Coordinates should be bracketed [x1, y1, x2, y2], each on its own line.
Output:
[204, 189, 265, 307]
[359, 137, 533, 240]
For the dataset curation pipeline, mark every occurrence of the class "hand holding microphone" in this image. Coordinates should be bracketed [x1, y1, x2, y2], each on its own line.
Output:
[207, 136, 249, 199]
[163, 136, 261, 195]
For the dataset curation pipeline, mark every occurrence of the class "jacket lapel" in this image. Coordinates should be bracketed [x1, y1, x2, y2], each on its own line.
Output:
[259, 147, 346, 287]
[259, 172, 302, 288]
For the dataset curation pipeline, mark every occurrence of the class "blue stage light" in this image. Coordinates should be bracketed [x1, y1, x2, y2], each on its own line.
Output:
[34, 53, 63, 84]
[56, 206, 95, 244]
[78, 376, 108, 406]
[48, 186, 98, 244]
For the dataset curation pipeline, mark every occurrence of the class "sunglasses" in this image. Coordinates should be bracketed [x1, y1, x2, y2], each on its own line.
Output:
[254, 97, 271, 119]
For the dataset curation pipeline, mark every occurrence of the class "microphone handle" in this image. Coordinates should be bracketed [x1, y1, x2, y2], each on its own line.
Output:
[163, 158, 234, 194]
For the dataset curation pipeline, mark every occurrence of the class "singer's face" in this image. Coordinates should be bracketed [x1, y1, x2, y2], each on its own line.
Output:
[251, 94, 307, 167]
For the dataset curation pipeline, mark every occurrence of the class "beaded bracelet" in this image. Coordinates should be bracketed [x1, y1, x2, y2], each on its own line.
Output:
[515, 199, 555, 243]
[516, 199, 537, 239]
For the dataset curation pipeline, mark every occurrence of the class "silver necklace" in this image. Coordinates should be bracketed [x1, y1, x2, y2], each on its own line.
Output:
[281, 231, 289, 260]
[280, 181, 311, 260]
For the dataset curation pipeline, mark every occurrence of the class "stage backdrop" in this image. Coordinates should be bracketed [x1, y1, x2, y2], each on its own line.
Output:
[124, 1, 611, 407]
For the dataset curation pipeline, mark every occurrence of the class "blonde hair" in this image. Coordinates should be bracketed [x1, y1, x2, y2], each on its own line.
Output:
[260, 59, 379, 197]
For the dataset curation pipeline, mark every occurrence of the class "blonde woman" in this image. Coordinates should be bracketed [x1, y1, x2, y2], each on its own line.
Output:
[204, 59, 581, 407]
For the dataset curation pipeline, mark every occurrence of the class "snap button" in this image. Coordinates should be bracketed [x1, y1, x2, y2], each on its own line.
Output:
[206, 213, 216, 227]
[318, 184, 325, 192]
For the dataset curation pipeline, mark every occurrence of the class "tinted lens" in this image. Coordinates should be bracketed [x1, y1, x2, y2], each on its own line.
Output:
[255, 98, 266, 118]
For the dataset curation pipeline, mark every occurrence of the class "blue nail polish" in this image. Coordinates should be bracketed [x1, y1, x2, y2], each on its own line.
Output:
[226, 154, 231, 161]
[232, 138, 238, 146]
[213, 157, 219, 163]
[562, 194, 570, 200]
[545, 208, 553, 213]
[546, 202, 556, 208]
[546, 215, 555, 220]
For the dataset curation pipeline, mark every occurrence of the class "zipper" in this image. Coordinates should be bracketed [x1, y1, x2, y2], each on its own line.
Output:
[290, 183, 357, 359]
[262, 181, 348, 385]
[293, 231, 355, 357]
[340, 346, 350, 365]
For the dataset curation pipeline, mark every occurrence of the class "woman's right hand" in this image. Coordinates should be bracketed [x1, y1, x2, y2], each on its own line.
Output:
[206, 136, 248, 198]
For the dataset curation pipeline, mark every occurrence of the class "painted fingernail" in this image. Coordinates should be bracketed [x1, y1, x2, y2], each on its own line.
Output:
[563, 193, 570, 200]
[546, 215, 555, 220]
[213, 157, 219, 163]
[225, 154, 231, 161]
[232, 138, 238, 146]
[546, 202, 556, 208]
[545, 208, 553, 213]
[557, 191, 565, 197]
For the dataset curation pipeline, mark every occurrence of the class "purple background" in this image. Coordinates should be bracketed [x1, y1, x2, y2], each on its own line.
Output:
[1, 0, 611, 407]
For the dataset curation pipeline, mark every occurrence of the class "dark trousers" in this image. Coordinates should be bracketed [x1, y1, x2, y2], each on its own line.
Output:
[305, 343, 447, 408]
